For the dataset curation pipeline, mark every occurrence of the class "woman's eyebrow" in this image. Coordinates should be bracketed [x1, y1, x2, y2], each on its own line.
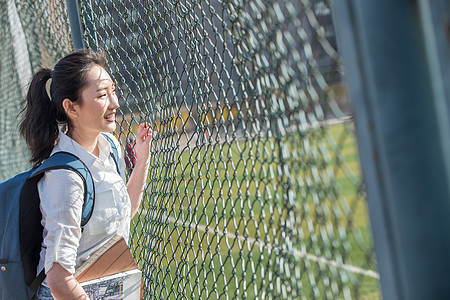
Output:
[96, 84, 114, 92]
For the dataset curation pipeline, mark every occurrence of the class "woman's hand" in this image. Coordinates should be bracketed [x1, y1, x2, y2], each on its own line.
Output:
[133, 123, 152, 167]
[127, 123, 152, 217]
[47, 263, 89, 299]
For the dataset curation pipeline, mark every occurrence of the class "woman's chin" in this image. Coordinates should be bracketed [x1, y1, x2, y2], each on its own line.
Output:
[103, 123, 116, 133]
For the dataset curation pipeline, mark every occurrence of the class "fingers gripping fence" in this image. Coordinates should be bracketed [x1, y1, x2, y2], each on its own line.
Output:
[0, 0, 380, 298]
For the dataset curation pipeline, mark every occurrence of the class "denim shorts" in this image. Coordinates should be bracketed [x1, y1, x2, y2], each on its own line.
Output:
[35, 285, 54, 300]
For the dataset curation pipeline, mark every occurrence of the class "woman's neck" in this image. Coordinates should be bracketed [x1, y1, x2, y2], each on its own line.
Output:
[66, 127, 100, 157]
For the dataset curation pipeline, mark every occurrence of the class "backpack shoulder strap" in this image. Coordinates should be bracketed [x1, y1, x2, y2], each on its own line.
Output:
[101, 133, 121, 175]
[29, 269, 46, 293]
[20, 152, 95, 292]
[30, 151, 95, 227]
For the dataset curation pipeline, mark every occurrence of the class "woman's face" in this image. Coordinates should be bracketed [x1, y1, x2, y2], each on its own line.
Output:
[75, 64, 119, 135]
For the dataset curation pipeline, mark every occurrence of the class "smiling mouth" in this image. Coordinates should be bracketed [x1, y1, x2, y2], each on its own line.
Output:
[104, 114, 115, 120]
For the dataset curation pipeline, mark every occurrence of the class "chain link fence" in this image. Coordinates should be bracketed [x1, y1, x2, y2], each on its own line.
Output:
[1, 0, 379, 298]
[0, 0, 73, 179]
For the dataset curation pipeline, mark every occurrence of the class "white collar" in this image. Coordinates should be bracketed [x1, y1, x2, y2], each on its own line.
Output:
[52, 131, 113, 168]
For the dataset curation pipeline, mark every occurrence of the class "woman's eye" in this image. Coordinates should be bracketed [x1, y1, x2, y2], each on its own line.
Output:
[99, 94, 107, 98]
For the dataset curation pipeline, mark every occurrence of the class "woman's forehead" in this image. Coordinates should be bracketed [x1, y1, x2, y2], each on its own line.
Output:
[85, 65, 113, 88]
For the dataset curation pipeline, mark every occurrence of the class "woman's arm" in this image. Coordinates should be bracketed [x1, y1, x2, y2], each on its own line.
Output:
[38, 169, 86, 298]
[127, 123, 152, 217]
[47, 263, 89, 299]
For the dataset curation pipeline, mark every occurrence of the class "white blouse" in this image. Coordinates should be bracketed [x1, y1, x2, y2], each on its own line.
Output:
[37, 131, 131, 278]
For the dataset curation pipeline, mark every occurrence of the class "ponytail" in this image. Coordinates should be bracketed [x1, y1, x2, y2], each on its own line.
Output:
[20, 67, 59, 167]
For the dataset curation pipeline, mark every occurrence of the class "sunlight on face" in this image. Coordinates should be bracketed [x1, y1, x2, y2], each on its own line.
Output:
[74, 65, 119, 135]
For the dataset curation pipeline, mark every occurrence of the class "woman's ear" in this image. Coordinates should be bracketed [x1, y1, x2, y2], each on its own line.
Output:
[62, 98, 79, 119]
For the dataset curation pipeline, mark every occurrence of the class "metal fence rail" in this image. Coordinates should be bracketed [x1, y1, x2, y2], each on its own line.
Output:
[0, 0, 378, 298]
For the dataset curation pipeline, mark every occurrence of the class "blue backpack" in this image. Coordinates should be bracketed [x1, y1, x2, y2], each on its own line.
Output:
[0, 133, 120, 299]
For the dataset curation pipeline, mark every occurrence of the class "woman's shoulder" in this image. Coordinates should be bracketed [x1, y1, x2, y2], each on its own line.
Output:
[38, 168, 85, 193]
[100, 133, 125, 171]
[101, 132, 121, 149]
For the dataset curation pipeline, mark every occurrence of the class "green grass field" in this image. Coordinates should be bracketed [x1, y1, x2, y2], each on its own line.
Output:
[130, 121, 380, 299]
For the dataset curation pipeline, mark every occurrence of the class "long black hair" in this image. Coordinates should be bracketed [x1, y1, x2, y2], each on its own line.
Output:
[20, 49, 107, 166]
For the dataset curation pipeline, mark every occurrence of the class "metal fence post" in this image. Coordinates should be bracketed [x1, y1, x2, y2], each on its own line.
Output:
[332, 0, 450, 299]
[65, 0, 85, 50]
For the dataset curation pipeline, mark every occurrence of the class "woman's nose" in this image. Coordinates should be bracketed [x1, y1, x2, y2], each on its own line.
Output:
[109, 93, 119, 109]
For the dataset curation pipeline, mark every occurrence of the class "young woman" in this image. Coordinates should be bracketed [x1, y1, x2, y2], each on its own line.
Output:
[20, 50, 151, 299]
